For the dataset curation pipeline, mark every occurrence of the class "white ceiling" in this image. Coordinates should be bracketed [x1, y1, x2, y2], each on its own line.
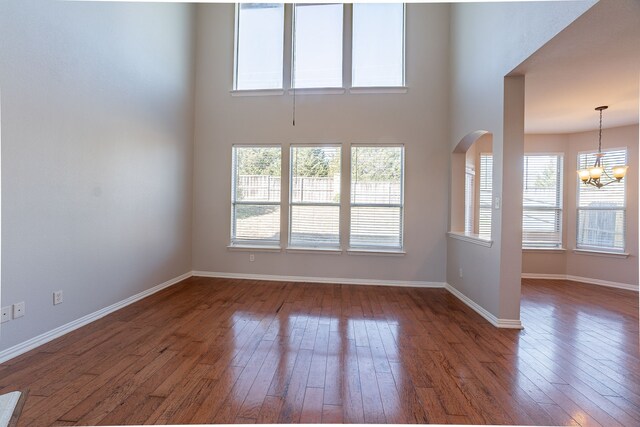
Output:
[514, 0, 640, 134]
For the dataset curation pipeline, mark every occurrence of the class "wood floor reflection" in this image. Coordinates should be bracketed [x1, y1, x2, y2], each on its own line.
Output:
[0, 277, 638, 425]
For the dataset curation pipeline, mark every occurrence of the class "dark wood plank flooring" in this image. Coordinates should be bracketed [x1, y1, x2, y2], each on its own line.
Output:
[0, 277, 638, 425]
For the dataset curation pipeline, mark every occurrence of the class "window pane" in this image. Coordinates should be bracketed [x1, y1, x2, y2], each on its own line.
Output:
[236, 4, 284, 90]
[351, 206, 402, 248]
[232, 146, 281, 244]
[464, 170, 474, 234]
[290, 146, 341, 248]
[352, 3, 404, 87]
[576, 149, 626, 251]
[522, 155, 563, 248]
[233, 205, 281, 242]
[351, 146, 404, 249]
[290, 205, 340, 247]
[293, 4, 343, 88]
[478, 154, 492, 238]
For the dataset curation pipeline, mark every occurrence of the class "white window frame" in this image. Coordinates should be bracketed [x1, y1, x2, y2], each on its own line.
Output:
[288, 143, 342, 249]
[576, 147, 627, 253]
[522, 153, 564, 249]
[351, 3, 406, 89]
[464, 166, 475, 234]
[349, 144, 405, 251]
[230, 144, 282, 247]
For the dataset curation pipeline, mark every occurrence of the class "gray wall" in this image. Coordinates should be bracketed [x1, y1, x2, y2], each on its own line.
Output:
[447, 0, 596, 322]
[192, 4, 451, 283]
[0, 0, 195, 351]
[522, 125, 639, 288]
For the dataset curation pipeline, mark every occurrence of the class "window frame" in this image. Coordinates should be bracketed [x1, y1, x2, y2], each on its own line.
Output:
[288, 143, 343, 249]
[522, 153, 564, 249]
[230, 144, 283, 247]
[233, 3, 286, 91]
[575, 147, 627, 253]
[351, 2, 406, 89]
[478, 152, 493, 238]
[464, 166, 475, 234]
[349, 144, 405, 251]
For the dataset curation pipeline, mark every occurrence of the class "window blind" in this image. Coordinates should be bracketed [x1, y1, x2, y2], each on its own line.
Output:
[352, 3, 404, 87]
[231, 146, 282, 245]
[478, 153, 493, 238]
[577, 148, 626, 252]
[235, 4, 284, 90]
[465, 168, 474, 234]
[289, 145, 341, 248]
[350, 146, 404, 249]
[522, 154, 563, 248]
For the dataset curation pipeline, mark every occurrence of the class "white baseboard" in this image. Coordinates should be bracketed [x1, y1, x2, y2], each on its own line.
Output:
[192, 270, 446, 288]
[522, 273, 638, 292]
[444, 284, 523, 329]
[0, 272, 192, 364]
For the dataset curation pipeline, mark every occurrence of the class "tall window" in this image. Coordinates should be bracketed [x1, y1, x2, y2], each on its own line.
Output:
[577, 148, 627, 252]
[234, 3, 284, 90]
[292, 4, 343, 88]
[464, 167, 475, 234]
[478, 153, 493, 238]
[522, 154, 563, 248]
[352, 3, 405, 87]
[231, 146, 281, 245]
[350, 146, 404, 249]
[289, 145, 341, 248]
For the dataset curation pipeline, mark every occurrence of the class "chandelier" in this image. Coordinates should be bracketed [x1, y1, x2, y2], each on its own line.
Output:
[577, 106, 628, 188]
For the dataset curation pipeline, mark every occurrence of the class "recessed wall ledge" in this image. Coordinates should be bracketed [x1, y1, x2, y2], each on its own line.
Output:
[447, 231, 493, 247]
[573, 249, 630, 259]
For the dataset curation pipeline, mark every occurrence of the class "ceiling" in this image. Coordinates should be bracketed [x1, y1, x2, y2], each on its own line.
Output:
[514, 0, 640, 134]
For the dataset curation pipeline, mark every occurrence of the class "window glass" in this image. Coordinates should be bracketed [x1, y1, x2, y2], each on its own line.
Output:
[231, 146, 282, 245]
[235, 3, 284, 90]
[350, 146, 404, 249]
[352, 3, 404, 87]
[292, 4, 343, 88]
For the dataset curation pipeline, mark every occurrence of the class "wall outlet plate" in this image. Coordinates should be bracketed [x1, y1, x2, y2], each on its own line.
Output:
[1, 306, 11, 323]
[53, 290, 63, 305]
[13, 302, 25, 318]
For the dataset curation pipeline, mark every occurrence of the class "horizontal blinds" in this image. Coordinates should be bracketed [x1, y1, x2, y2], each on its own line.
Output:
[464, 170, 474, 234]
[522, 155, 563, 248]
[290, 146, 341, 247]
[577, 149, 626, 251]
[231, 146, 281, 244]
[350, 146, 404, 249]
[478, 154, 492, 238]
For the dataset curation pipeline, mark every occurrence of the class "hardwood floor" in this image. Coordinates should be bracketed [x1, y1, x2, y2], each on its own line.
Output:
[0, 276, 638, 425]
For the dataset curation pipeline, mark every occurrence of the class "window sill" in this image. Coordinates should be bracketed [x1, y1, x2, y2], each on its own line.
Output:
[447, 231, 493, 247]
[288, 87, 346, 95]
[573, 249, 630, 259]
[349, 86, 408, 94]
[522, 248, 566, 253]
[347, 248, 406, 256]
[227, 244, 282, 252]
[230, 89, 284, 97]
[285, 247, 342, 255]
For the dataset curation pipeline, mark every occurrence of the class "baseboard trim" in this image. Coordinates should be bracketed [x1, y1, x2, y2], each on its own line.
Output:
[192, 271, 445, 288]
[0, 272, 192, 364]
[522, 273, 638, 292]
[444, 284, 523, 329]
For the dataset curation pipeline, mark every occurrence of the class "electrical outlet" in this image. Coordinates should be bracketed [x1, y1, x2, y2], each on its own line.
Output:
[459, 268, 463, 278]
[53, 290, 63, 305]
[13, 302, 25, 319]
[1, 306, 11, 323]
[249, 253, 255, 262]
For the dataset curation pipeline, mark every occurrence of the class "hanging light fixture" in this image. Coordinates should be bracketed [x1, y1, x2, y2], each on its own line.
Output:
[577, 106, 628, 188]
